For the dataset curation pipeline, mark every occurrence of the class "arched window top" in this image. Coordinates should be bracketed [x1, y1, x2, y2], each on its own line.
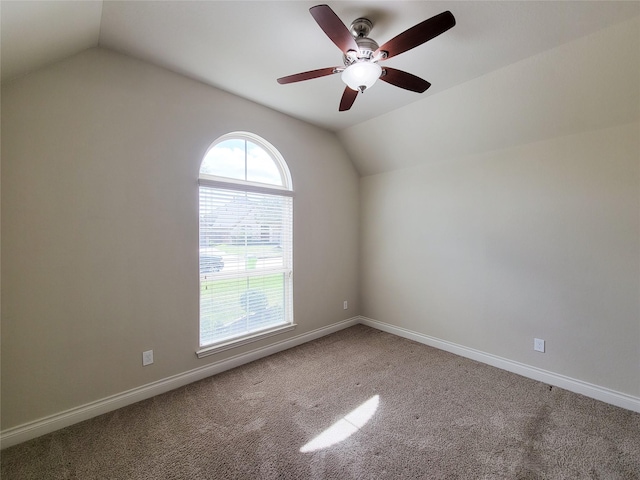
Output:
[200, 132, 292, 190]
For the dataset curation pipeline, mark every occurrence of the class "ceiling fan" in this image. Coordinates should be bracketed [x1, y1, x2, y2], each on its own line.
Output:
[277, 4, 456, 111]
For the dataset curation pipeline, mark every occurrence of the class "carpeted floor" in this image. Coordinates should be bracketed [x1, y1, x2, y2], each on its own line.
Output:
[2, 325, 639, 479]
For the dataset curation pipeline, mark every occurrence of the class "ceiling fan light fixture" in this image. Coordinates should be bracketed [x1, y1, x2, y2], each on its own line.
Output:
[341, 61, 382, 92]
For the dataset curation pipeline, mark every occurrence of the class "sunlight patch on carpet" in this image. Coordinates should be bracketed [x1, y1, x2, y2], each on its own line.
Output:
[300, 395, 379, 452]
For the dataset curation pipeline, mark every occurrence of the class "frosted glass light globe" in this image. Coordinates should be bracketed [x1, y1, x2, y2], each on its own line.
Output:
[341, 62, 382, 92]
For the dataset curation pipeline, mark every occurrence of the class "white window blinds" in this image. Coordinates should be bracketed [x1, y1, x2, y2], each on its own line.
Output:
[199, 184, 293, 348]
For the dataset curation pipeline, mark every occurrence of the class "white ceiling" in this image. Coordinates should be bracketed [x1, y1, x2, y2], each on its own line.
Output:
[2, 1, 639, 133]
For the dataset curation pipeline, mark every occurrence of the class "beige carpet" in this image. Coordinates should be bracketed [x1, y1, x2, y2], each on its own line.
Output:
[2, 325, 639, 479]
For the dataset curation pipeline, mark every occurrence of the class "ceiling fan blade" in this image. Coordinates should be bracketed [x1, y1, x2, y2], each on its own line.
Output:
[310, 4, 359, 54]
[339, 87, 358, 111]
[376, 11, 455, 60]
[277, 67, 339, 84]
[380, 67, 431, 93]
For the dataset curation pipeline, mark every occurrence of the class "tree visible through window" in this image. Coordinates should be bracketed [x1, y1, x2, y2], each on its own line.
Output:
[198, 133, 293, 351]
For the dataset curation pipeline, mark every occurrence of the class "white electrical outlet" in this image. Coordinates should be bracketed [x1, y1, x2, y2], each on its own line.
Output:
[142, 350, 154, 366]
[534, 338, 545, 353]
[343, 301, 348, 310]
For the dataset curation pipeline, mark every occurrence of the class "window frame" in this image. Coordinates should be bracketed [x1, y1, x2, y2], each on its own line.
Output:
[196, 132, 295, 358]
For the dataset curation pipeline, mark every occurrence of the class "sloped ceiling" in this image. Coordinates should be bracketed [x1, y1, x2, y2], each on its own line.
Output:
[2, 1, 639, 174]
[0, 1, 102, 81]
[339, 15, 640, 176]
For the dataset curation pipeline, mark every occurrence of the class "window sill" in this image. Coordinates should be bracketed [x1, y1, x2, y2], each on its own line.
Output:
[196, 323, 297, 359]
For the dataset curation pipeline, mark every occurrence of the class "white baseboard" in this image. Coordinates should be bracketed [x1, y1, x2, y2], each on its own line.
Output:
[0, 316, 360, 450]
[358, 316, 640, 414]
[4, 315, 638, 449]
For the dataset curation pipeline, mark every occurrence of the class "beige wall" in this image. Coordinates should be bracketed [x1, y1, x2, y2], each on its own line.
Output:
[1, 48, 360, 429]
[353, 16, 640, 400]
[360, 122, 640, 397]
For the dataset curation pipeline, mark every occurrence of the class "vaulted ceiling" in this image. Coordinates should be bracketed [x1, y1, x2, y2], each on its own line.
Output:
[2, 1, 639, 174]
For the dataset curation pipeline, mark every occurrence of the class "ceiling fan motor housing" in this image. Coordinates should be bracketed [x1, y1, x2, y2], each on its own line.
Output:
[343, 32, 379, 66]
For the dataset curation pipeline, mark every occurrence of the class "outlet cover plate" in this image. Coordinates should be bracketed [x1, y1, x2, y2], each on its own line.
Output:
[534, 338, 545, 353]
[142, 350, 154, 366]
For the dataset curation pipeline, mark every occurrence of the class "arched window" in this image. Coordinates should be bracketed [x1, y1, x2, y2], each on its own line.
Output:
[197, 132, 294, 356]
